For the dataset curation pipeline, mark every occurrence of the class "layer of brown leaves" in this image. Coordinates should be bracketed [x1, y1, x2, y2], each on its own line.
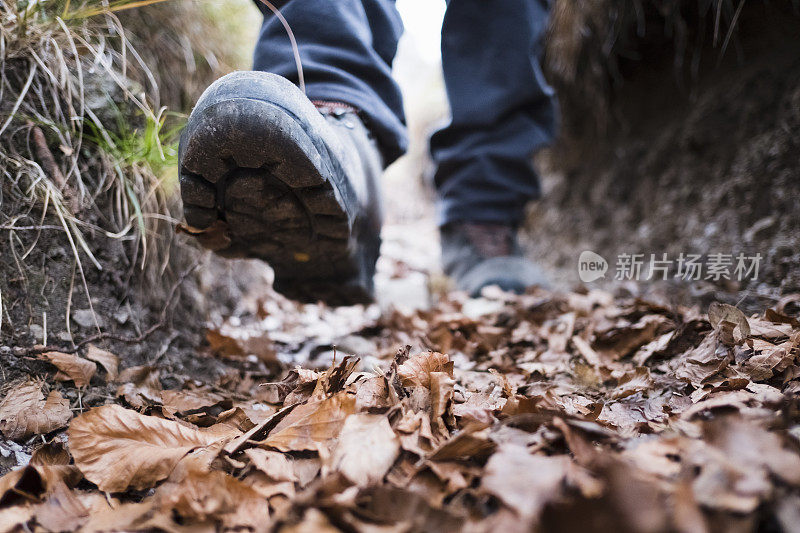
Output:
[2, 288, 799, 532]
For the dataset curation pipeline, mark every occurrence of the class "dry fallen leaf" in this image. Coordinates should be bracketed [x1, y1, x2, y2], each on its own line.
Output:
[32, 481, 89, 532]
[157, 467, 268, 528]
[328, 414, 400, 486]
[429, 423, 495, 461]
[0, 464, 80, 507]
[79, 501, 157, 533]
[280, 508, 340, 533]
[264, 392, 356, 452]
[354, 374, 397, 411]
[482, 444, 570, 519]
[398, 351, 453, 389]
[0, 381, 72, 441]
[85, 344, 119, 382]
[0, 505, 34, 532]
[30, 441, 71, 466]
[704, 416, 800, 486]
[244, 448, 298, 482]
[610, 367, 654, 399]
[594, 314, 667, 361]
[396, 410, 438, 457]
[160, 388, 226, 413]
[199, 407, 254, 440]
[115, 366, 163, 409]
[207, 328, 275, 361]
[1, 467, 39, 506]
[40, 352, 96, 387]
[430, 371, 455, 436]
[3, 272, 798, 531]
[68, 404, 225, 492]
[709, 302, 751, 346]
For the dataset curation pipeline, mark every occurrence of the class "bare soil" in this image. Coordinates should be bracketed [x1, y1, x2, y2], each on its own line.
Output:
[530, 1, 800, 312]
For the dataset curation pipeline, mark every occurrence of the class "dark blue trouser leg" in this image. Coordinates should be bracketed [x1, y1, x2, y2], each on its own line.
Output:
[432, 0, 557, 226]
[251, 0, 556, 225]
[252, 0, 408, 165]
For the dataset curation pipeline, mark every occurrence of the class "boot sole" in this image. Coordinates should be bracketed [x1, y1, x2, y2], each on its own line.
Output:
[179, 72, 373, 305]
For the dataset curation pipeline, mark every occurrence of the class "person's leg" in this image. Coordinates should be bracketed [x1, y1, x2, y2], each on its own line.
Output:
[434, 0, 556, 295]
[432, 0, 557, 226]
[253, 0, 408, 165]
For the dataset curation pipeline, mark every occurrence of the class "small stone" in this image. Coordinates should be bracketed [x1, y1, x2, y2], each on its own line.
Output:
[28, 324, 44, 341]
[72, 309, 105, 329]
[0, 441, 31, 475]
[113, 309, 129, 324]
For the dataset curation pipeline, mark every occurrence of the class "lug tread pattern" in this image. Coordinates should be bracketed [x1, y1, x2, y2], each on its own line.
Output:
[179, 96, 370, 305]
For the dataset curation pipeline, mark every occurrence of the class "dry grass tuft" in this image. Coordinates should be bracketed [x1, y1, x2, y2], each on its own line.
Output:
[0, 0, 257, 344]
[1, 1, 176, 329]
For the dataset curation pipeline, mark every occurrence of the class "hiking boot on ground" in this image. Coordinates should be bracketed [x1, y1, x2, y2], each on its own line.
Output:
[178, 71, 383, 306]
[441, 222, 549, 296]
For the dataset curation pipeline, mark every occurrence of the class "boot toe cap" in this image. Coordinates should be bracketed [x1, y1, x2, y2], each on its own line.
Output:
[457, 256, 551, 297]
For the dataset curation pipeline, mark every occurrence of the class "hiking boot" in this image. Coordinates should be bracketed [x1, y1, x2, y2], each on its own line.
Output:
[178, 71, 383, 306]
[440, 222, 549, 296]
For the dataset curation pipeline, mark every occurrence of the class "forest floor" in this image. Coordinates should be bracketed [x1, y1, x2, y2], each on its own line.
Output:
[2, 195, 800, 532]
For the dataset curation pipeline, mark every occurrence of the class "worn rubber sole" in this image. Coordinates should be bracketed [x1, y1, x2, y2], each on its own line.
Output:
[178, 72, 373, 305]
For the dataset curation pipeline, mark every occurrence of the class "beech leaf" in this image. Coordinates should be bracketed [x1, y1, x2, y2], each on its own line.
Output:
[397, 351, 453, 389]
[329, 414, 400, 486]
[41, 352, 96, 387]
[0, 382, 72, 441]
[263, 393, 355, 452]
[85, 345, 120, 382]
[68, 404, 225, 492]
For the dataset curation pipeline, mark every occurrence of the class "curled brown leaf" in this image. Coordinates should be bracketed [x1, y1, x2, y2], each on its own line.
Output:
[40, 352, 96, 387]
[85, 344, 119, 382]
[397, 351, 453, 389]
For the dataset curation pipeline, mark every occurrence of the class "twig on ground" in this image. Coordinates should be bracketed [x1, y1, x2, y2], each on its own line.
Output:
[0, 225, 66, 231]
[29, 123, 81, 214]
[30, 124, 67, 190]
